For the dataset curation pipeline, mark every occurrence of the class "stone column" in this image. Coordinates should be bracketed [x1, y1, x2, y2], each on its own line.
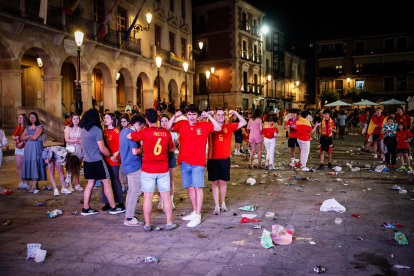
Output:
[124, 86, 137, 108]
[142, 89, 154, 110]
[43, 76, 62, 118]
[81, 80, 93, 112]
[102, 84, 117, 112]
[0, 69, 22, 107]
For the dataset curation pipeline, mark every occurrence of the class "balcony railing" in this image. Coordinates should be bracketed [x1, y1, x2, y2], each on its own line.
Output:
[282, 92, 295, 100]
[67, 15, 97, 40]
[354, 45, 414, 56]
[317, 50, 345, 59]
[251, 26, 260, 36]
[240, 20, 251, 33]
[252, 54, 262, 64]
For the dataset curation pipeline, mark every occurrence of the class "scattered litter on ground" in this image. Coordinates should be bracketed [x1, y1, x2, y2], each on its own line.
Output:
[335, 218, 343, 224]
[309, 241, 316, 245]
[357, 237, 364, 241]
[72, 210, 78, 215]
[393, 265, 410, 269]
[253, 225, 261, 229]
[0, 188, 12, 195]
[246, 178, 256, 186]
[395, 232, 408, 245]
[242, 214, 257, 219]
[320, 199, 346, 213]
[241, 217, 260, 223]
[392, 185, 401, 190]
[46, 209, 62, 219]
[142, 257, 159, 263]
[270, 224, 294, 245]
[314, 266, 326, 273]
[238, 205, 257, 211]
[265, 212, 275, 218]
[383, 222, 406, 228]
[3, 220, 11, 226]
[230, 165, 239, 168]
[260, 229, 274, 249]
[27, 244, 47, 262]
[352, 214, 361, 219]
[375, 165, 389, 173]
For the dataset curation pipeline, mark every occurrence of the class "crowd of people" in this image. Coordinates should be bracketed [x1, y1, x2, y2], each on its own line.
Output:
[2, 101, 414, 230]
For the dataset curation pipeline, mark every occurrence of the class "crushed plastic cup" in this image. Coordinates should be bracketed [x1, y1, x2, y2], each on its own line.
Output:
[265, 212, 275, 218]
[34, 249, 47, 262]
[46, 209, 63, 218]
[27, 243, 42, 259]
[238, 205, 257, 212]
[399, 188, 407, 194]
[142, 256, 159, 263]
[395, 232, 408, 245]
[335, 218, 343, 224]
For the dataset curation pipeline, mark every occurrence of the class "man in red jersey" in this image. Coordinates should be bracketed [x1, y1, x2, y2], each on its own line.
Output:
[166, 104, 221, 228]
[208, 109, 246, 215]
[127, 109, 176, 231]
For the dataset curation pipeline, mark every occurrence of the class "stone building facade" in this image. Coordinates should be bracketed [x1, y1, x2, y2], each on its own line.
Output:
[192, 0, 310, 111]
[0, 0, 194, 129]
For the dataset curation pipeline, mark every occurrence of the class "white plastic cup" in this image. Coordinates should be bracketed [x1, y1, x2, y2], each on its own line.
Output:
[335, 218, 343, 225]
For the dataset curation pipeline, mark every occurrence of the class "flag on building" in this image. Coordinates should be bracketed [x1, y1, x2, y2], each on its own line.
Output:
[171, 53, 183, 67]
[39, 0, 48, 25]
[99, 0, 119, 39]
[62, 0, 81, 16]
[123, 0, 146, 41]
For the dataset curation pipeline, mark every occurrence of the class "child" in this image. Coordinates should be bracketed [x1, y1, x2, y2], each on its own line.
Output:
[396, 123, 413, 170]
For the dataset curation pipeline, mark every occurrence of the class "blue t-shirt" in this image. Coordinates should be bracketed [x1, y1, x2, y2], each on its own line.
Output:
[119, 128, 142, 173]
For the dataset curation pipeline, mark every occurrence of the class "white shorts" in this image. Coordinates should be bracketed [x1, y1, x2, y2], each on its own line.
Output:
[15, 147, 24, 155]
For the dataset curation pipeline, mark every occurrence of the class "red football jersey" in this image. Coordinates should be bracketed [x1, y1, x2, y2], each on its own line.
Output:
[208, 123, 239, 159]
[396, 130, 413, 149]
[285, 118, 298, 138]
[131, 127, 173, 173]
[104, 128, 121, 166]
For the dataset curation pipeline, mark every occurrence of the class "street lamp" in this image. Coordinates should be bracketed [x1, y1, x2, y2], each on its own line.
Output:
[189, 42, 204, 58]
[36, 56, 43, 68]
[206, 70, 211, 111]
[296, 81, 300, 87]
[133, 11, 152, 37]
[347, 77, 350, 88]
[261, 26, 269, 34]
[155, 56, 162, 111]
[74, 31, 84, 112]
[183, 62, 188, 104]
[116, 72, 120, 81]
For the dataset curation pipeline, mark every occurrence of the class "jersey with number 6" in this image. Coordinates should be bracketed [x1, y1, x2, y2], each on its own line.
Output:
[208, 123, 239, 159]
[130, 127, 173, 173]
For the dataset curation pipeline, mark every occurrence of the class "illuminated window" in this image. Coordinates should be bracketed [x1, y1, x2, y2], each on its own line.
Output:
[117, 7, 126, 32]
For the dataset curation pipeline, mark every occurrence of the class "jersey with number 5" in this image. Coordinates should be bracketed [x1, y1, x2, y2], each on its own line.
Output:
[130, 127, 173, 173]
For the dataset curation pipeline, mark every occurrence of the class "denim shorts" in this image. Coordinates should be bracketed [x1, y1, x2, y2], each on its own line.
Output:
[141, 171, 170, 193]
[181, 161, 205, 188]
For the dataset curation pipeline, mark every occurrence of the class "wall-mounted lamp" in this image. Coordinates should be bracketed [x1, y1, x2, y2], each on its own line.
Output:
[133, 10, 152, 37]
[116, 73, 120, 81]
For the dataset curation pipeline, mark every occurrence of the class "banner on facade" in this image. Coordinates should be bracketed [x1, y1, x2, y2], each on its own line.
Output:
[253, 96, 264, 101]
[170, 52, 183, 67]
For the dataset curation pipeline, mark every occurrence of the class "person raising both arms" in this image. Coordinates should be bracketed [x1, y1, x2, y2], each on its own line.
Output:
[166, 104, 221, 228]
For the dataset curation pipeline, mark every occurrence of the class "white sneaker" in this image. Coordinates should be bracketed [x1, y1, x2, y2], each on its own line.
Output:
[410, 156, 413, 160]
[290, 161, 295, 167]
[301, 167, 310, 172]
[69, 185, 75, 192]
[75, 185, 83, 191]
[124, 217, 144, 227]
[171, 201, 176, 210]
[234, 149, 237, 155]
[18, 182, 30, 190]
[374, 154, 378, 159]
[61, 188, 72, 194]
[213, 206, 220, 215]
[182, 211, 195, 221]
[221, 202, 228, 212]
[33, 189, 40, 194]
[187, 215, 201, 227]
[54, 189, 59, 196]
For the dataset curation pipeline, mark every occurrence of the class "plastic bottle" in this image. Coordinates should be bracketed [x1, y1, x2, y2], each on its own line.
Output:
[286, 225, 295, 235]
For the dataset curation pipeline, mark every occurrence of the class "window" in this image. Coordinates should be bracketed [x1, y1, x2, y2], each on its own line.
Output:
[335, 65, 343, 69]
[356, 79, 364, 89]
[93, 0, 104, 23]
[199, 15, 206, 33]
[334, 44, 343, 52]
[243, 99, 249, 110]
[266, 59, 269, 74]
[243, 71, 248, 91]
[309, 43, 313, 47]
[199, 73, 206, 94]
[397, 37, 407, 52]
[355, 64, 363, 73]
[321, 81, 329, 91]
[335, 80, 343, 94]
[242, 12, 247, 30]
[355, 42, 364, 56]
[320, 44, 329, 52]
[169, 32, 175, 52]
[254, 74, 258, 92]
[384, 77, 394, 91]
[292, 64, 297, 80]
[384, 39, 394, 53]
[117, 7, 126, 32]
[155, 25, 161, 48]
[397, 77, 406, 91]
[182, 0, 186, 19]
[242, 40, 247, 58]
[181, 38, 186, 58]
[170, 0, 175, 12]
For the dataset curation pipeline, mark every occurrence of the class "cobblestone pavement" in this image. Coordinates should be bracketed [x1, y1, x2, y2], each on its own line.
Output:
[0, 128, 413, 276]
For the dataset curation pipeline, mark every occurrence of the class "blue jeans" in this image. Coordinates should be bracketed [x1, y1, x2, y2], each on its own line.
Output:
[181, 161, 205, 188]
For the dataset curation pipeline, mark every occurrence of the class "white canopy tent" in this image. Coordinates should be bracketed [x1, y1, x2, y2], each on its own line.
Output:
[352, 100, 378, 106]
[379, 99, 406, 105]
[324, 100, 352, 107]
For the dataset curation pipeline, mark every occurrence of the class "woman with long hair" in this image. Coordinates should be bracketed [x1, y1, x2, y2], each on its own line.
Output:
[160, 114, 178, 210]
[247, 109, 263, 169]
[131, 105, 140, 115]
[64, 114, 84, 191]
[101, 113, 125, 212]
[79, 109, 123, 216]
[19, 112, 47, 193]
[13, 114, 30, 189]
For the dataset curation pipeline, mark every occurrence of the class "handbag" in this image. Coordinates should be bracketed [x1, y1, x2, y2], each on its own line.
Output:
[384, 136, 393, 146]
[66, 128, 80, 155]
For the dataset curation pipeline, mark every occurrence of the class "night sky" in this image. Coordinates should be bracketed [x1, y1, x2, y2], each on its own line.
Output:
[194, 0, 414, 58]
